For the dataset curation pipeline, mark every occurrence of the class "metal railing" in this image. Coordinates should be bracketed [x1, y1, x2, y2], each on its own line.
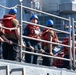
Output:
[72, 19, 76, 69]
[18, 1, 73, 69]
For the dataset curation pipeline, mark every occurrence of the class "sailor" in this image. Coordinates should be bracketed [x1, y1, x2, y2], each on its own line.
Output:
[23, 14, 43, 64]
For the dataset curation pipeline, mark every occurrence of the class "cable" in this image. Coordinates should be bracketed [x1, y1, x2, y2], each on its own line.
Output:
[0, 4, 19, 9]
[0, 25, 18, 30]
[12, 42, 63, 56]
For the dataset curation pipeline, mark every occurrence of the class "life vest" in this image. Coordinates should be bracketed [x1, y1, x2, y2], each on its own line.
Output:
[25, 24, 41, 39]
[42, 28, 58, 47]
[62, 37, 76, 55]
[53, 52, 64, 67]
[62, 37, 69, 55]
[1, 14, 16, 34]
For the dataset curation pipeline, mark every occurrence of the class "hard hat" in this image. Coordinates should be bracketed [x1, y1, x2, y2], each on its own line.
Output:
[46, 20, 54, 26]
[9, 8, 17, 14]
[30, 14, 38, 20]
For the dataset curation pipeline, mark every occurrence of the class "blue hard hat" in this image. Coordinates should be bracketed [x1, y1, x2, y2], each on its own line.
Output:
[46, 19, 54, 26]
[9, 8, 17, 14]
[30, 14, 38, 20]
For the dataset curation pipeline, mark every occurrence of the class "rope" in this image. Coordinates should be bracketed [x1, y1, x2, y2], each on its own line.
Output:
[0, 4, 19, 9]
[0, 26, 19, 30]
[12, 42, 63, 56]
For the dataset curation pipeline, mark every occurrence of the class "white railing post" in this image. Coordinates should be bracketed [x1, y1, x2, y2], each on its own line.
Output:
[68, 17, 73, 69]
[72, 18, 75, 70]
[19, 0, 23, 62]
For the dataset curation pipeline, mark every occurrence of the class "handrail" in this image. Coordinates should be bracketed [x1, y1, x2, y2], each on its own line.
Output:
[23, 35, 70, 48]
[19, 5, 69, 21]
[22, 50, 71, 61]
[23, 21, 70, 34]
[0, 4, 19, 9]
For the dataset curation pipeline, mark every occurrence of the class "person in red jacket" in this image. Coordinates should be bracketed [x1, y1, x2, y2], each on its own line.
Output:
[42, 19, 59, 66]
[53, 52, 64, 68]
[62, 30, 72, 69]
[1, 8, 24, 61]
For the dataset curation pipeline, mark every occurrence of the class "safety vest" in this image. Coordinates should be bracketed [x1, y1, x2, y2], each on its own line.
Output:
[1, 14, 16, 34]
[62, 37, 69, 55]
[25, 24, 41, 39]
[62, 37, 76, 55]
[42, 28, 58, 47]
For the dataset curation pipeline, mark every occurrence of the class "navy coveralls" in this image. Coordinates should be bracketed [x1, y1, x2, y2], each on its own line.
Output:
[23, 25, 42, 64]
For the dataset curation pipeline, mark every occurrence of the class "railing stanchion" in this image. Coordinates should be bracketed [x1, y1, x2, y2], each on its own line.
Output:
[19, 0, 23, 62]
[68, 17, 72, 69]
[72, 18, 75, 70]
